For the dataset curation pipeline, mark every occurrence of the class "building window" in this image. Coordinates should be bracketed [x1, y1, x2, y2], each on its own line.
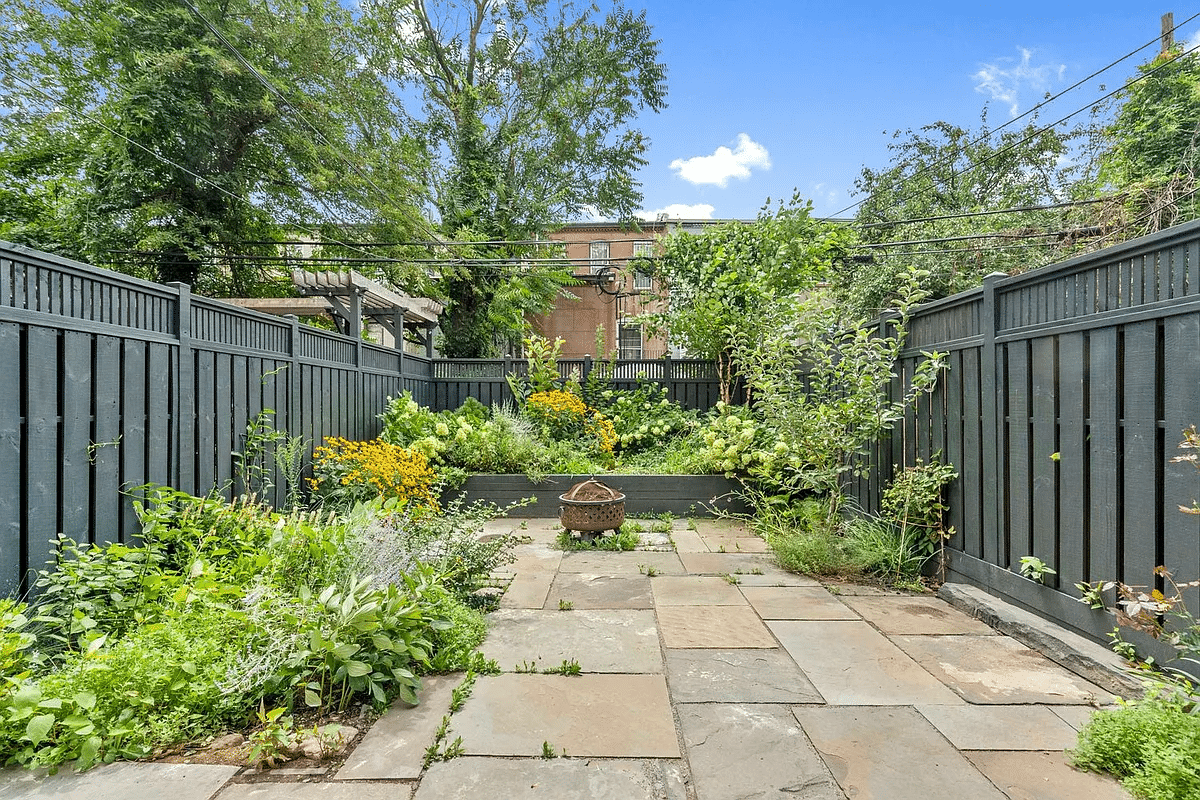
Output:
[589, 241, 610, 273]
[632, 240, 653, 289]
[619, 321, 643, 359]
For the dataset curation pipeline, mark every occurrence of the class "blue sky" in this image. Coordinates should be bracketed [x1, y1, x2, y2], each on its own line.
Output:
[621, 2, 1195, 222]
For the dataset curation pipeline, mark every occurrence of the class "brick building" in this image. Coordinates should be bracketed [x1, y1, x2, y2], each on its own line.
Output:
[534, 219, 718, 359]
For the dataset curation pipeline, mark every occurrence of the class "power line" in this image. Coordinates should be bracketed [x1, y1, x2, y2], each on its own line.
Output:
[0, 67, 398, 267]
[836, 13, 1200, 222]
[175, 0, 440, 244]
[854, 197, 1116, 230]
[855, 225, 1104, 250]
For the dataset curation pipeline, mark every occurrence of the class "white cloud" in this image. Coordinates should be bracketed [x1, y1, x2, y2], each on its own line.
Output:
[809, 183, 840, 210]
[973, 48, 1065, 116]
[669, 134, 771, 187]
[636, 204, 716, 221]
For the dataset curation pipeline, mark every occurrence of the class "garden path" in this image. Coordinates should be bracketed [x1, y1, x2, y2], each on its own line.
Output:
[0, 518, 1135, 799]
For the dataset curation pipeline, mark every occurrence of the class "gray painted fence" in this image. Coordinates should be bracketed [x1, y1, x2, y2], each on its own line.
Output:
[0, 241, 726, 595]
[848, 220, 1200, 641]
[433, 356, 726, 410]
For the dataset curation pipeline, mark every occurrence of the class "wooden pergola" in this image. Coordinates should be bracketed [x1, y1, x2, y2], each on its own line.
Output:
[223, 270, 442, 356]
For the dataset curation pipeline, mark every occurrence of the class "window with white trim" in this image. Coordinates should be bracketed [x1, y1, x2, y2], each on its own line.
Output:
[589, 241, 610, 273]
[632, 240, 653, 289]
[618, 321, 643, 359]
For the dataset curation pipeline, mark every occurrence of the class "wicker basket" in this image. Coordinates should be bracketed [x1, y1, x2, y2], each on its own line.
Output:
[559, 479, 626, 535]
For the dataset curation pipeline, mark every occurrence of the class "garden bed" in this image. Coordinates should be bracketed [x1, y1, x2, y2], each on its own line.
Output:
[447, 474, 749, 517]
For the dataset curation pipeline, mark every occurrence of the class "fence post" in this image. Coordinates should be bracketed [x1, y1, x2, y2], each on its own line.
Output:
[663, 353, 674, 401]
[167, 282, 194, 495]
[980, 273, 1005, 565]
[582, 355, 592, 385]
[286, 316, 302, 448]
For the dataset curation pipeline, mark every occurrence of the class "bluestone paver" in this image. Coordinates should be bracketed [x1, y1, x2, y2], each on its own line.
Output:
[840, 595, 996, 635]
[668, 529, 708, 552]
[679, 704, 842, 800]
[916, 704, 1082, 750]
[559, 551, 685, 575]
[700, 534, 770, 553]
[891, 635, 1109, 704]
[963, 751, 1134, 800]
[216, 784, 414, 800]
[770, 621, 963, 705]
[740, 586, 860, 620]
[450, 674, 680, 758]
[336, 674, 459, 780]
[483, 609, 663, 673]
[665, 648, 823, 704]
[500, 570, 557, 608]
[794, 706, 1008, 800]
[1049, 705, 1100, 731]
[0, 762, 238, 800]
[413, 757, 688, 800]
[690, 519, 749, 537]
[651, 575, 747, 605]
[545, 572, 653, 609]
[657, 605, 778, 648]
[678, 552, 774, 575]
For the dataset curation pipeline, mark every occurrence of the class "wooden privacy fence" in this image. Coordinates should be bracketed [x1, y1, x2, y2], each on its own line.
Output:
[432, 356, 724, 410]
[0, 241, 727, 596]
[849, 220, 1200, 639]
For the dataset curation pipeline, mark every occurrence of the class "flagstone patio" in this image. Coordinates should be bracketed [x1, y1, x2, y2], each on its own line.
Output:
[0, 516, 1137, 800]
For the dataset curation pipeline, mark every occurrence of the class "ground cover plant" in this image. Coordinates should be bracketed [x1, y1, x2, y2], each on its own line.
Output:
[1067, 428, 1200, 799]
[0, 485, 515, 771]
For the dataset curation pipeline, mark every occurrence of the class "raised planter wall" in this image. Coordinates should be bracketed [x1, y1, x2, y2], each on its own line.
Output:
[448, 474, 749, 517]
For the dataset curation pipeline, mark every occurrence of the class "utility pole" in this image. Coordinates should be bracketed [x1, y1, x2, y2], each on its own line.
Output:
[1162, 11, 1175, 54]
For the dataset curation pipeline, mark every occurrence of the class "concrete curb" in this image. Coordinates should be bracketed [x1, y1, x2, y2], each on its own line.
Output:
[937, 582, 1143, 699]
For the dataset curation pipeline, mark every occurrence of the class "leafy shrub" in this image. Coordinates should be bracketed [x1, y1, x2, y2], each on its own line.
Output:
[525, 390, 588, 439]
[1, 489, 504, 771]
[0, 605, 250, 770]
[265, 576, 432, 713]
[0, 601, 35, 692]
[29, 537, 171, 656]
[310, 437, 439, 512]
[1072, 695, 1200, 800]
[597, 384, 698, 454]
[697, 403, 775, 475]
[380, 392, 441, 447]
[880, 456, 958, 571]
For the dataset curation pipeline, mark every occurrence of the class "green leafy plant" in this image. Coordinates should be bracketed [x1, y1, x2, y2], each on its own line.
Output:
[449, 671, 476, 714]
[880, 456, 958, 577]
[1072, 690, 1200, 800]
[557, 600, 574, 611]
[540, 740, 558, 759]
[233, 408, 287, 498]
[555, 529, 639, 552]
[542, 659, 581, 676]
[247, 704, 296, 769]
[1019, 556, 1057, 584]
[422, 715, 463, 768]
[638, 564, 659, 577]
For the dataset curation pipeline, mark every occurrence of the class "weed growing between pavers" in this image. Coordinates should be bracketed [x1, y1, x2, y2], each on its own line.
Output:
[422, 716, 464, 768]
[555, 528, 640, 551]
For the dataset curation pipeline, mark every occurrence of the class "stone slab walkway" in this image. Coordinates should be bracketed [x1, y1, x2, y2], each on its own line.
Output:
[0, 517, 1135, 800]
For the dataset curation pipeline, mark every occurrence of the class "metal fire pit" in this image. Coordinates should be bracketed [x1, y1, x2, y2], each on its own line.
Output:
[559, 479, 626, 538]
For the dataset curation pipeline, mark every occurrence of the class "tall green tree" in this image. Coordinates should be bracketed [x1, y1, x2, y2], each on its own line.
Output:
[0, 0, 427, 296]
[364, 0, 668, 355]
[642, 194, 852, 401]
[1095, 44, 1200, 236]
[841, 112, 1083, 319]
